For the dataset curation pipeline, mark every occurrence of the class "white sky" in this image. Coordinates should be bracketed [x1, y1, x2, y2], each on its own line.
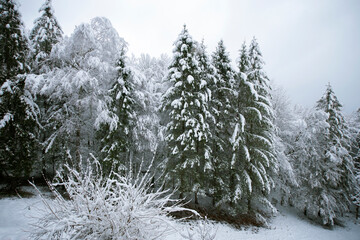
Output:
[19, 0, 360, 113]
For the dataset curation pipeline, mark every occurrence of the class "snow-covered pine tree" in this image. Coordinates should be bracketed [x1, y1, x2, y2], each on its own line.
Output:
[315, 83, 356, 224]
[97, 48, 136, 174]
[230, 42, 249, 211]
[0, 0, 37, 185]
[209, 40, 236, 207]
[162, 26, 212, 203]
[28, 0, 63, 177]
[29, 0, 63, 73]
[234, 38, 276, 215]
[290, 108, 336, 224]
[196, 40, 222, 206]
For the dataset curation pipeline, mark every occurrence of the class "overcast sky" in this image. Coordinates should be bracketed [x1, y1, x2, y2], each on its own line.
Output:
[19, 0, 360, 113]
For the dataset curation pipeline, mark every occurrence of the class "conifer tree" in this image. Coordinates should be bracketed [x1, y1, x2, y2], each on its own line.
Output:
[97, 49, 135, 174]
[234, 38, 276, 214]
[315, 84, 355, 224]
[196, 41, 223, 205]
[209, 40, 236, 206]
[291, 109, 335, 224]
[28, 0, 63, 176]
[292, 86, 356, 226]
[230, 42, 250, 210]
[30, 0, 63, 73]
[162, 26, 211, 202]
[0, 0, 36, 185]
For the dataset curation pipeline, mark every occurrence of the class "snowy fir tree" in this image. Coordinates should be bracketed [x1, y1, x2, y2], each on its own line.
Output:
[162, 26, 212, 202]
[96, 48, 136, 174]
[0, 0, 37, 185]
[290, 85, 356, 226]
[290, 108, 341, 226]
[233, 38, 276, 215]
[314, 84, 356, 225]
[209, 40, 236, 207]
[29, 0, 63, 73]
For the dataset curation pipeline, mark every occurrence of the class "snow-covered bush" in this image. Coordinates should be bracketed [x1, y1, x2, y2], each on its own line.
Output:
[180, 217, 217, 240]
[30, 155, 197, 239]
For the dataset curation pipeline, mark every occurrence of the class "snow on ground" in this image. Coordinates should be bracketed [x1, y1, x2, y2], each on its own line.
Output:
[0, 195, 359, 240]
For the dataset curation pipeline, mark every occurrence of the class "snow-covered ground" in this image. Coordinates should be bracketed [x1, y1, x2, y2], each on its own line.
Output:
[0, 196, 359, 240]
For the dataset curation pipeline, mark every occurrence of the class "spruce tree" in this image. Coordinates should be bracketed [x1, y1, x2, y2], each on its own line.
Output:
[28, 0, 63, 177]
[162, 26, 211, 202]
[315, 83, 356, 224]
[29, 0, 63, 73]
[97, 49, 135, 174]
[210, 40, 236, 206]
[0, 0, 36, 186]
[291, 109, 335, 224]
[230, 42, 251, 211]
[234, 38, 276, 214]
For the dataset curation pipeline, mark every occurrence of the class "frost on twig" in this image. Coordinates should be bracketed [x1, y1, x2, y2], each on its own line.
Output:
[180, 217, 217, 240]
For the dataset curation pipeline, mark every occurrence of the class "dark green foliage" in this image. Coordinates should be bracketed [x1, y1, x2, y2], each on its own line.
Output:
[0, 77, 36, 180]
[315, 84, 356, 222]
[97, 49, 135, 174]
[233, 38, 276, 214]
[162, 26, 212, 200]
[29, 0, 63, 73]
[0, 0, 36, 184]
[0, 0, 28, 84]
[209, 40, 236, 206]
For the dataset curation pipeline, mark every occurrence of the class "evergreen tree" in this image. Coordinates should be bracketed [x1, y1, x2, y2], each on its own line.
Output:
[0, 0, 28, 83]
[210, 40, 236, 206]
[234, 38, 276, 214]
[29, 0, 63, 73]
[291, 108, 336, 225]
[292, 85, 356, 226]
[162, 26, 212, 202]
[0, 0, 37, 185]
[230, 42, 249, 211]
[97, 49, 135, 174]
[315, 84, 355, 225]
[28, 0, 63, 177]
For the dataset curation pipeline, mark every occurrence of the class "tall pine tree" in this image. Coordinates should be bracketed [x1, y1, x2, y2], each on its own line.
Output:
[210, 40, 236, 207]
[97, 49, 135, 174]
[0, 0, 37, 186]
[29, 0, 63, 73]
[315, 83, 355, 225]
[162, 26, 212, 202]
[234, 38, 276, 214]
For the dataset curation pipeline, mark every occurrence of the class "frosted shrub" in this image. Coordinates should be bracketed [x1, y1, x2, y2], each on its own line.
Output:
[30, 155, 196, 239]
[180, 217, 217, 240]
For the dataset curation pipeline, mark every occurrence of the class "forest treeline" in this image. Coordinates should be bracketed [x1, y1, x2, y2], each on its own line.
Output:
[1, 0, 360, 226]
